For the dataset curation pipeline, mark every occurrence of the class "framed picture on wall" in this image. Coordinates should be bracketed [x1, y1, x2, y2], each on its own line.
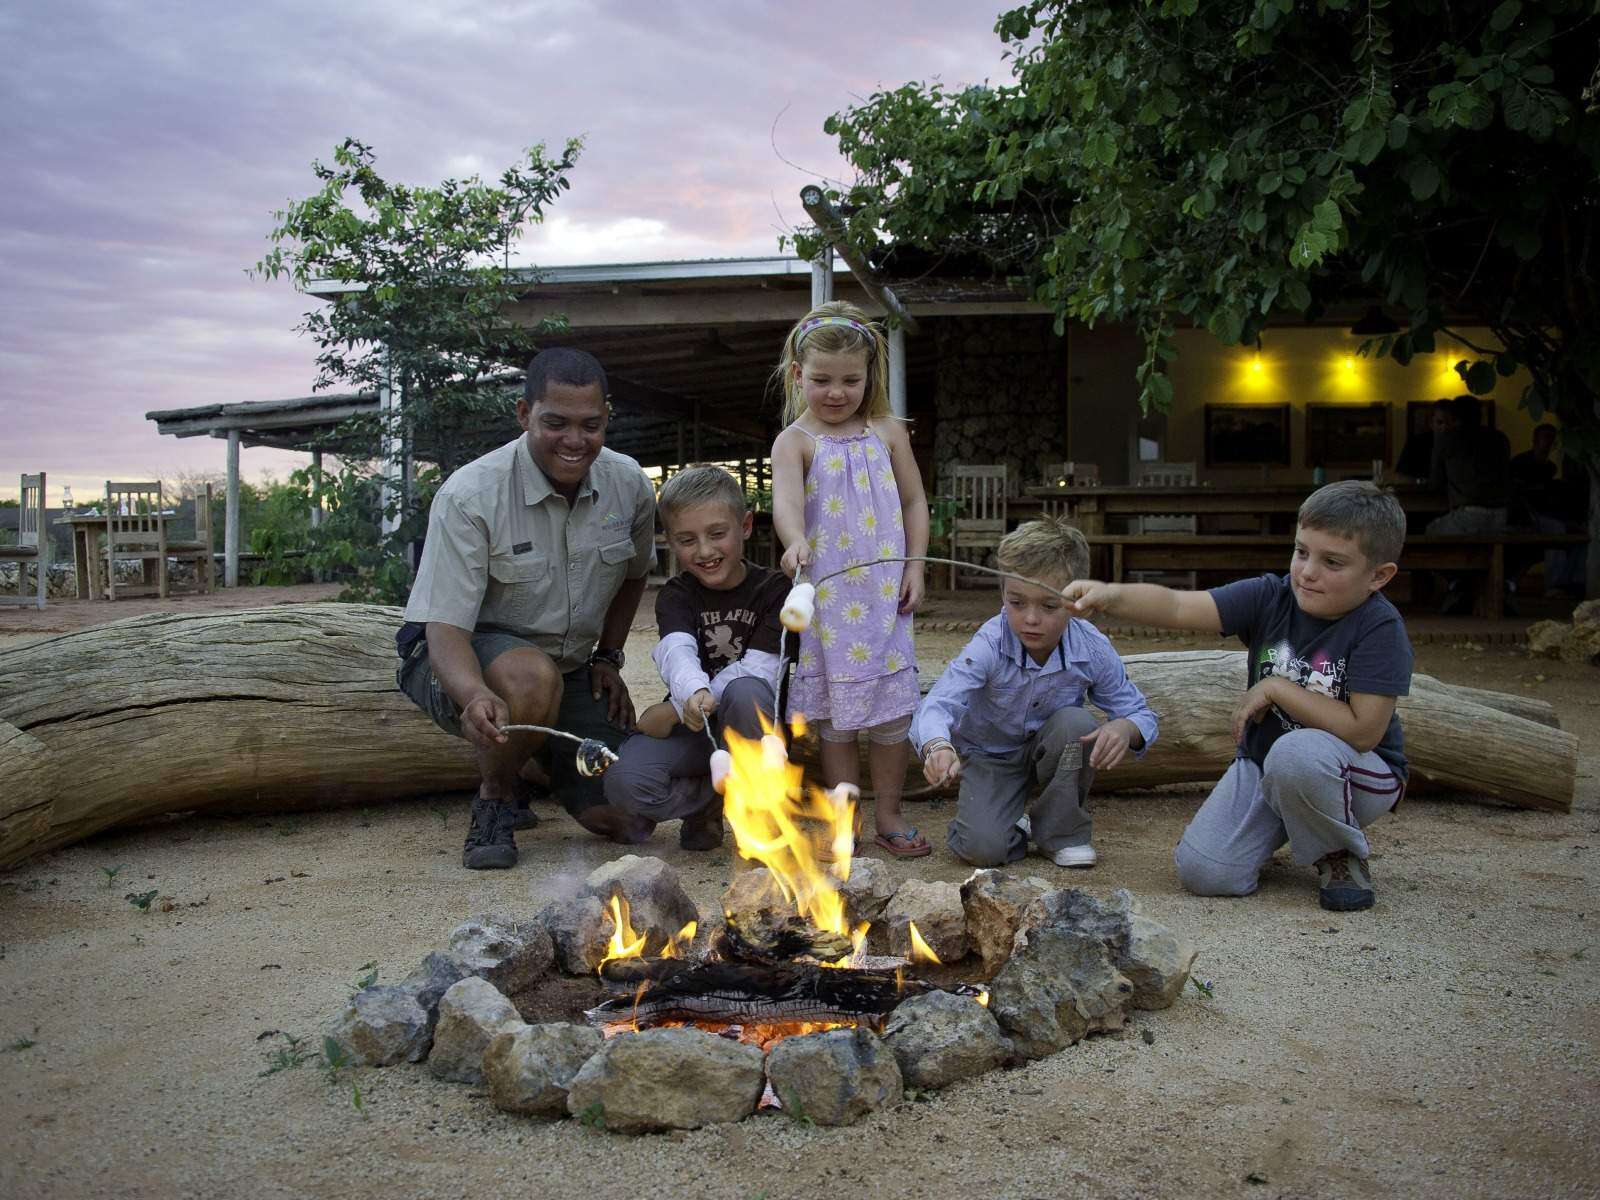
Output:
[1405, 398, 1496, 436]
[1306, 403, 1390, 469]
[1204, 404, 1291, 466]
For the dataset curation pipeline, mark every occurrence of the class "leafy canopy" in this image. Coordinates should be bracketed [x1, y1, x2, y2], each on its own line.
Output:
[252, 138, 580, 601]
[817, 0, 1600, 459]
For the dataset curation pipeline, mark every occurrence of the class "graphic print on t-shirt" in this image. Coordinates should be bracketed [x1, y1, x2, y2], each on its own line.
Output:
[699, 607, 757, 667]
[1259, 640, 1349, 732]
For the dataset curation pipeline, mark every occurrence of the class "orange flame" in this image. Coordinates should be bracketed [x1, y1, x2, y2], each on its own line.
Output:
[597, 894, 647, 973]
[976, 988, 991, 1007]
[661, 921, 698, 959]
[907, 921, 942, 965]
[721, 717, 857, 940]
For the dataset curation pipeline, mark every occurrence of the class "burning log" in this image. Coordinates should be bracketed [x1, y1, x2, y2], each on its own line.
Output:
[585, 961, 931, 1030]
[597, 957, 696, 987]
[716, 913, 856, 966]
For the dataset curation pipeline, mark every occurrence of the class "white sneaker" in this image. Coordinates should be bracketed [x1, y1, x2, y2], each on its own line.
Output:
[1016, 814, 1032, 840]
[1051, 844, 1098, 868]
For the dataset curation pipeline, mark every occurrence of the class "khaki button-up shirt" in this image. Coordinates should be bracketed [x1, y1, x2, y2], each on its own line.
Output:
[404, 437, 656, 672]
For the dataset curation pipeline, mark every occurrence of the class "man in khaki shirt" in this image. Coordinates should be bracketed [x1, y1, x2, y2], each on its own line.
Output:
[397, 348, 658, 868]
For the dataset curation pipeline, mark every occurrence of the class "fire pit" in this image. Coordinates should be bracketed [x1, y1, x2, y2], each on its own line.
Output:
[329, 721, 1201, 1131]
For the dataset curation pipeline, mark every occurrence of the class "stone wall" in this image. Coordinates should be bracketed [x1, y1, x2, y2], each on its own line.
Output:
[930, 315, 1068, 495]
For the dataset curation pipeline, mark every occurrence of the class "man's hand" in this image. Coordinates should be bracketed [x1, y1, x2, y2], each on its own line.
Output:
[780, 540, 810, 579]
[682, 688, 716, 732]
[1063, 579, 1118, 616]
[460, 691, 511, 750]
[898, 561, 925, 615]
[590, 662, 636, 729]
[1230, 678, 1281, 743]
[1080, 717, 1140, 771]
[922, 744, 962, 788]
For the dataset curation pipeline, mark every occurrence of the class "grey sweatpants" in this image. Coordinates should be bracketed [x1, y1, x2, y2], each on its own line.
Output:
[1174, 728, 1404, 897]
[947, 706, 1101, 866]
[603, 676, 775, 822]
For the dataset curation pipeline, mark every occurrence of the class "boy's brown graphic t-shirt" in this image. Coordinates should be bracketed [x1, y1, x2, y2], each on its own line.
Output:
[655, 562, 788, 678]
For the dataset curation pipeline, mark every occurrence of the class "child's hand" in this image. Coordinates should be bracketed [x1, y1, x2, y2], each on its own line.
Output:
[922, 743, 962, 788]
[1080, 718, 1138, 771]
[780, 540, 810, 579]
[898, 560, 924, 614]
[682, 688, 716, 732]
[1063, 579, 1117, 616]
[1230, 679, 1280, 743]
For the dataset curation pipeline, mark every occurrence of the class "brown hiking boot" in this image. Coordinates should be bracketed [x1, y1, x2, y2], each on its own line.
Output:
[1316, 850, 1374, 912]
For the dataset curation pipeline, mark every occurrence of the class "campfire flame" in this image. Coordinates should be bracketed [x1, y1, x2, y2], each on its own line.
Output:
[721, 717, 856, 941]
[906, 921, 942, 965]
[597, 894, 647, 973]
[661, 921, 697, 959]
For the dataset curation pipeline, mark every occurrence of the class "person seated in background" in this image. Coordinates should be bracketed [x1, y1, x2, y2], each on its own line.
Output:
[1512, 424, 1587, 598]
[602, 465, 789, 850]
[1427, 395, 1512, 613]
[911, 519, 1158, 870]
[1394, 398, 1453, 483]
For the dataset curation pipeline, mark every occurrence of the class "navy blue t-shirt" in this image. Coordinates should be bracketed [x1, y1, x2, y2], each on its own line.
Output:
[1209, 573, 1412, 780]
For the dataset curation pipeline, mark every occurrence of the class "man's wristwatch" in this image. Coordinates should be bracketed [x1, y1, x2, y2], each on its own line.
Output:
[589, 647, 626, 671]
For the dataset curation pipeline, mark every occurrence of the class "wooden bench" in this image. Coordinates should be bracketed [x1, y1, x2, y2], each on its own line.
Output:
[1085, 533, 1590, 618]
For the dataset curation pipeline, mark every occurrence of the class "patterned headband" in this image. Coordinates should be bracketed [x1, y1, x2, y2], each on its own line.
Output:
[797, 315, 878, 344]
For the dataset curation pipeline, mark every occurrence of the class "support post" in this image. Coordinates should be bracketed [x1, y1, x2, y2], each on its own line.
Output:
[888, 324, 907, 419]
[378, 346, 404, 542]
[224, 429, 240, 588]
[811, 250, 834, 307]
[309, 448, 324, 584]
[693, 400, 702, 461]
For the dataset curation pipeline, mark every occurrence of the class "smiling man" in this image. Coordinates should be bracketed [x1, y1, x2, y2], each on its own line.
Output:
[395, 348, 658, 869]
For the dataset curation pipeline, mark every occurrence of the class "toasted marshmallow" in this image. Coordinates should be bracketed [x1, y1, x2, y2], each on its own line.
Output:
[709, 749, 732, 794]
[780, 583, 816, 632]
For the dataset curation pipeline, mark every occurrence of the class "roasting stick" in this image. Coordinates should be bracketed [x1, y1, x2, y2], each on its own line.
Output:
[496, 724, 619, 777]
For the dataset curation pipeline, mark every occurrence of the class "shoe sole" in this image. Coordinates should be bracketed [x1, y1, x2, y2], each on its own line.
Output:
[463, 848, 518, 870]
[1319, 888, 1374, 912]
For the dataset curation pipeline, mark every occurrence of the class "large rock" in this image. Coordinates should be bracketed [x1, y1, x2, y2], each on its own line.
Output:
[883, 879, 968, 963]
[427, 977, 524, 1083]
[399, 951, 480, 1030]
[839, 857, 896, 927]
[538, 895, 611, 975]
[448, 914, 555, 994]
[565, 1026, 766, 1133]
[1120, 915, 1199, 1011]
[988, 925, 1133, 1060]
[960, 870, 1051, 978]
[484, 1023, 603, 1119]
[581, 855, 700, 954]
[328, 985, 431, 1066]
[766, 1027, 903, 1126]
[882, 990, 1011, 1089]
[721, 867, 784, 925]
[1527, 619, 1572, 659]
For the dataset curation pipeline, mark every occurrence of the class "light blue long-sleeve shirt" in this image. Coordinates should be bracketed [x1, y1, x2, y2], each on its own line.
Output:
[911, 614, 1159, 758]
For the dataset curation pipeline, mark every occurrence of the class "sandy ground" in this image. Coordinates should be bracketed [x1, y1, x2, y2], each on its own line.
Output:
[2, 590, 1597, 1200]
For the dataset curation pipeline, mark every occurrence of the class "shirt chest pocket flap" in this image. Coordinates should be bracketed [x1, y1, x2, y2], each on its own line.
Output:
[488, 554, 549, 585]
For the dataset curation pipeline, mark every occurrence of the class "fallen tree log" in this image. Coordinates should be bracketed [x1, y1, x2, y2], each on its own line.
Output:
[0, 604, 1576, 869]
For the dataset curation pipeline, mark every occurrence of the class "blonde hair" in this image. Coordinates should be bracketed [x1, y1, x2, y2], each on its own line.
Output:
[658, 464, 745, 527]
[773, 300, 891, 425]
[996, 518, 1091, 586]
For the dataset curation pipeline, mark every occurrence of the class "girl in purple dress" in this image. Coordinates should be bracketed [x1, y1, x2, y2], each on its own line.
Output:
[771, 302, 931, 857]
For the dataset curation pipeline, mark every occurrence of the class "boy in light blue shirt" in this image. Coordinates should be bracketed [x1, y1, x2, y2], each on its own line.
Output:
[911, 520, 1157, 868]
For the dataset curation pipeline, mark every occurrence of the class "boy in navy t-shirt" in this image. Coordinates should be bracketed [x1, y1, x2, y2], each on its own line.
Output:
[1065, 481, 1411, 912]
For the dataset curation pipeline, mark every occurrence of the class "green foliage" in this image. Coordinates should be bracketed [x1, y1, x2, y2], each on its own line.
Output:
[99, 864, 125, 889]
[6, 1037, 37, 1052]
[258, 1031, 317, 1076]
[819, 0, 1600, 463]
[576, 1101, 607, 1129]
[352, 961, 378, 991]
[253, 138, 580, 603]
[125, 889, 158, 912]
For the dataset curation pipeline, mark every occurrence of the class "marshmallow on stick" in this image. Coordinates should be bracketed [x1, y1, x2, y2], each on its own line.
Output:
[780, 582, 816, 632]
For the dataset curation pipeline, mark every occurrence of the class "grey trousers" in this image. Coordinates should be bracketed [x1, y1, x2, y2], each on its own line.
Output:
[1174, 728, 1404, 897]
[603, 676, 775, 822]
[947, 706, 1101, 866]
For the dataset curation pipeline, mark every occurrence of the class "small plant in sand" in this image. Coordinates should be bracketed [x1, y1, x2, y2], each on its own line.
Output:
[352, 961, 378, 991]
[6, 1036, 37, 1053]
[320, 1036, 366, 1116]
[99, 864, 126, 889]
[125, 889, 158, 912]
[258, 1032, 317, 1077]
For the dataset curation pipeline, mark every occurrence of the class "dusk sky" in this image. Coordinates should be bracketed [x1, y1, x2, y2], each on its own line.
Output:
[0, 1, 1011, 502]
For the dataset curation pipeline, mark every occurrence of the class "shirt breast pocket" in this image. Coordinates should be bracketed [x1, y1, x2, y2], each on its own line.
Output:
[487, 554, 550, 622]
[592, 539, 636, 595]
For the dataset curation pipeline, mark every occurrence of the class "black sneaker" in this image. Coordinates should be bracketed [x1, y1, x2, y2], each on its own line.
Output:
[463, 793, 518, 870]
[508, 777, 544, 831]
[679, 784, 724, 852]
[1316, 850, 1375, 911]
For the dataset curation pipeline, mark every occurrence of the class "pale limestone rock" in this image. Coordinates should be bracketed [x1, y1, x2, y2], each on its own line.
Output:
[328, 985, 431, 1066]
[538, 895, 611, 975]
[988, 925, 1132, 1059]
[448, 914, 554, 994]
[581, 855, 700, 954]
[765, 1027, 902, 1126]
[882, 990, 1011, 1089]
[564, 1026, 765, 1132]
[883, 878, 968, 963]
[427, 977, 523, 1083]
[960, 869, 1051, 977]
[483, 1022, 602, 1118]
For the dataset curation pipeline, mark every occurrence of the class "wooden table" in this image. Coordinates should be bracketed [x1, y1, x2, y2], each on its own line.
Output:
[1022, 483, 1450, 534]
[54, 511, 176, 599]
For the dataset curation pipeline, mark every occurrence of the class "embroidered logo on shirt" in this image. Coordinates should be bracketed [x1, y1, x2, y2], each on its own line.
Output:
[601, 511, 628, 529]
[512, 541, 533, 554]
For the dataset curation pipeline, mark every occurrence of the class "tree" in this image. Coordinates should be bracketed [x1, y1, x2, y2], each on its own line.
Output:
[252, 138, 580, 600]
[817, 0, 1600, 590]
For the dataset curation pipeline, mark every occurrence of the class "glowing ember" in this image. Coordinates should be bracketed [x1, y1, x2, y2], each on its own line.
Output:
[721, 718, 858, 941]
[597, 894, 647, 973]
[907, 921, 942, 965]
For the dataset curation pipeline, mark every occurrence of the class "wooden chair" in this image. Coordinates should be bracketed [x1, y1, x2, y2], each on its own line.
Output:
[1131, 462, 1197, 586]
[948, 464, 1008, 589]
[1039, 462, 1100, 518]
[165, 484, 216, 594]
[0, 472, 48, 610]
[102, 481, 168, 600]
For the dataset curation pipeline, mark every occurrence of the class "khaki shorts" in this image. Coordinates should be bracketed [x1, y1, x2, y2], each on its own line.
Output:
[397, 629, 619, 814]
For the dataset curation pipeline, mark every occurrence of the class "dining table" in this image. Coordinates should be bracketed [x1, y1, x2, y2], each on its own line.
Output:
[1016, 481, 1450, 534]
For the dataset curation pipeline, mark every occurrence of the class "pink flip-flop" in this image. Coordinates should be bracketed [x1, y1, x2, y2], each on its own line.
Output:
[873, 828, 932, 859]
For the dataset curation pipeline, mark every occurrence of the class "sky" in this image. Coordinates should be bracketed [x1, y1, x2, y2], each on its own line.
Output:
[0, 0, 1012, 503]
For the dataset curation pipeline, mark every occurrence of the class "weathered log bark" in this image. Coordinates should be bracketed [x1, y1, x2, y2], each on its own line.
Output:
[0, 605, 1576, 869]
